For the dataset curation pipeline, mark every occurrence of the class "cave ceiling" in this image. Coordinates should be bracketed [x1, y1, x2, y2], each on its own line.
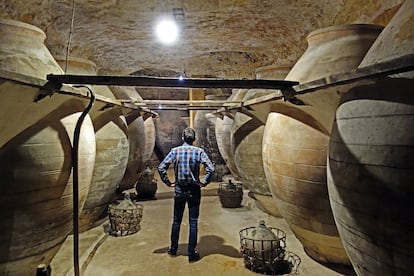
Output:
[0, 0, 404, 99]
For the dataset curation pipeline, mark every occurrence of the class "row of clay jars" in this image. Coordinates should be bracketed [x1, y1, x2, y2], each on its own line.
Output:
[0, 18, 96, 275]
[231, 65, 293, 218]
[194, 94, 230, 181]
[110, 85, 156, 191]
[214, 89, 244, 180]
[54, 56, 131, 232]
[328, 1, 414, 275]
[263, 23, 383, 266]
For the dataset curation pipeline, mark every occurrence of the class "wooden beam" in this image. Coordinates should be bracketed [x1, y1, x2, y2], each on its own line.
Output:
[46, 74, 298, 89]
[141, 99, 241, 105]
[189, 88, 204, 128]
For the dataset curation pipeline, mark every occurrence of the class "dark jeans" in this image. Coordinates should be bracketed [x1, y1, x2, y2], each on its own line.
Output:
[170, 185, 201, 255]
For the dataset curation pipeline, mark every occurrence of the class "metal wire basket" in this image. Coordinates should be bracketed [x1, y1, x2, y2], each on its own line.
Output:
[240, 225, 300, 274]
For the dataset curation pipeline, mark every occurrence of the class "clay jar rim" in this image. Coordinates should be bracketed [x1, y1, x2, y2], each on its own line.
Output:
[54, 55, 97, 74]
[247, 64, 293, 99]
[0, 18, 46, 42]
[255, 64, 293, 80]
[306, 23, 384, 44]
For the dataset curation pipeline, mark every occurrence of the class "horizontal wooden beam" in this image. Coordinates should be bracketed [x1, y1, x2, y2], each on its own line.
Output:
[46, 74, 298, 89]
[140, 99, 241, 105]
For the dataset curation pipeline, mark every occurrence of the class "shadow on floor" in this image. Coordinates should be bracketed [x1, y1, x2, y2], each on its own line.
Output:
[318, 262, 357, 276]
[305, 250, 357, 276]
[153, 234, 242, 258]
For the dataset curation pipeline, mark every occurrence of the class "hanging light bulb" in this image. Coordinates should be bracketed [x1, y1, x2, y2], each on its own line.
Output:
[155, 18, 179, 45]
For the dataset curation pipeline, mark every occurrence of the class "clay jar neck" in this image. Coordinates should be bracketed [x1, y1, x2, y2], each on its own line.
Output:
[205, 94, 229, 106]
[0, 18, 46, 42]
[0, 18, 63, 79]
[55, 56, 97, 76]
[255, 64, 293, 80]
[243, 64, 293, 101]
[306, 24, 384, 48]
[55, 56, 116, 99]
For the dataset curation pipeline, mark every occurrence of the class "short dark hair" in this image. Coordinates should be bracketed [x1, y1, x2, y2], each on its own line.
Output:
[182, 127, 196, 143]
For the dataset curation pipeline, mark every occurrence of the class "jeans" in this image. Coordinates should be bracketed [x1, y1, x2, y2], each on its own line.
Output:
[170, 185, 201, 255]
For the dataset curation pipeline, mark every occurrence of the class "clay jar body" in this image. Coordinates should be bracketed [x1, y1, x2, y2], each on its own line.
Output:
[142, 117, 156, 163]
[0, 19, 95, 275]
[55, 56, 130, 232]
[328, 2, 414, 275]
[263, 24, 384, 265]
[263, 113, 347, 264]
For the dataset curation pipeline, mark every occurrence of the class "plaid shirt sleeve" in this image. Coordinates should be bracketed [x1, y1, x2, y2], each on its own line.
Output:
[157, 149, 175, 186]
[200, 149, 214, 185]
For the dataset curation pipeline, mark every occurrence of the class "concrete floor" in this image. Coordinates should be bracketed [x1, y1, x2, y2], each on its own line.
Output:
[51, 176, 356, 276]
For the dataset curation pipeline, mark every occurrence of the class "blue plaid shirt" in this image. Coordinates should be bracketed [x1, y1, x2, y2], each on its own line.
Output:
[158, 142, 214, 186]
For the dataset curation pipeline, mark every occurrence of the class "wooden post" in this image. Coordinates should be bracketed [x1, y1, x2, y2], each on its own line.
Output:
[189, 88, 205, 129]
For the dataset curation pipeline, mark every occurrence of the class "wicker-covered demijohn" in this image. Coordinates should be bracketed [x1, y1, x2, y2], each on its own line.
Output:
[239, 220, 301, 275]
[108, 193, 143, 237]
[218, 180, 243, 208]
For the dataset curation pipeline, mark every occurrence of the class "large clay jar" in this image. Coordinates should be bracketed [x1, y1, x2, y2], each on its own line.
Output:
[153, 109, 188, 160]
[194, 94, 230, 181]
[214, 89, 246, 180]
[110, 85, 149, 190]
[55, 56, 130, 232]
[0, 19, 95, 275]
[328, 2, 414, 275]
[283, 24, 384, 135]
[143, 117, 156, 163]
[263, 113, 349, 265]
[262, 24, 384, 266]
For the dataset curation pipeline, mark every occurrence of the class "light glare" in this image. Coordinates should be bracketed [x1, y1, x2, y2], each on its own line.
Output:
[156, 19, 179, 44]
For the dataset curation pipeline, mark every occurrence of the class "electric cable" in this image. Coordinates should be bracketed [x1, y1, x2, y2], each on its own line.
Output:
[71, 85, 95, 276]
[64, 0, 76, 73]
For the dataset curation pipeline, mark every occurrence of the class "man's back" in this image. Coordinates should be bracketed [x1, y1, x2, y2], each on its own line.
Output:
[158, 142, 214, 186]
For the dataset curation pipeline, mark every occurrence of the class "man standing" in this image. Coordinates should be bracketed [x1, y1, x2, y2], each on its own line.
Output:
[158, 127, 214, 263]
